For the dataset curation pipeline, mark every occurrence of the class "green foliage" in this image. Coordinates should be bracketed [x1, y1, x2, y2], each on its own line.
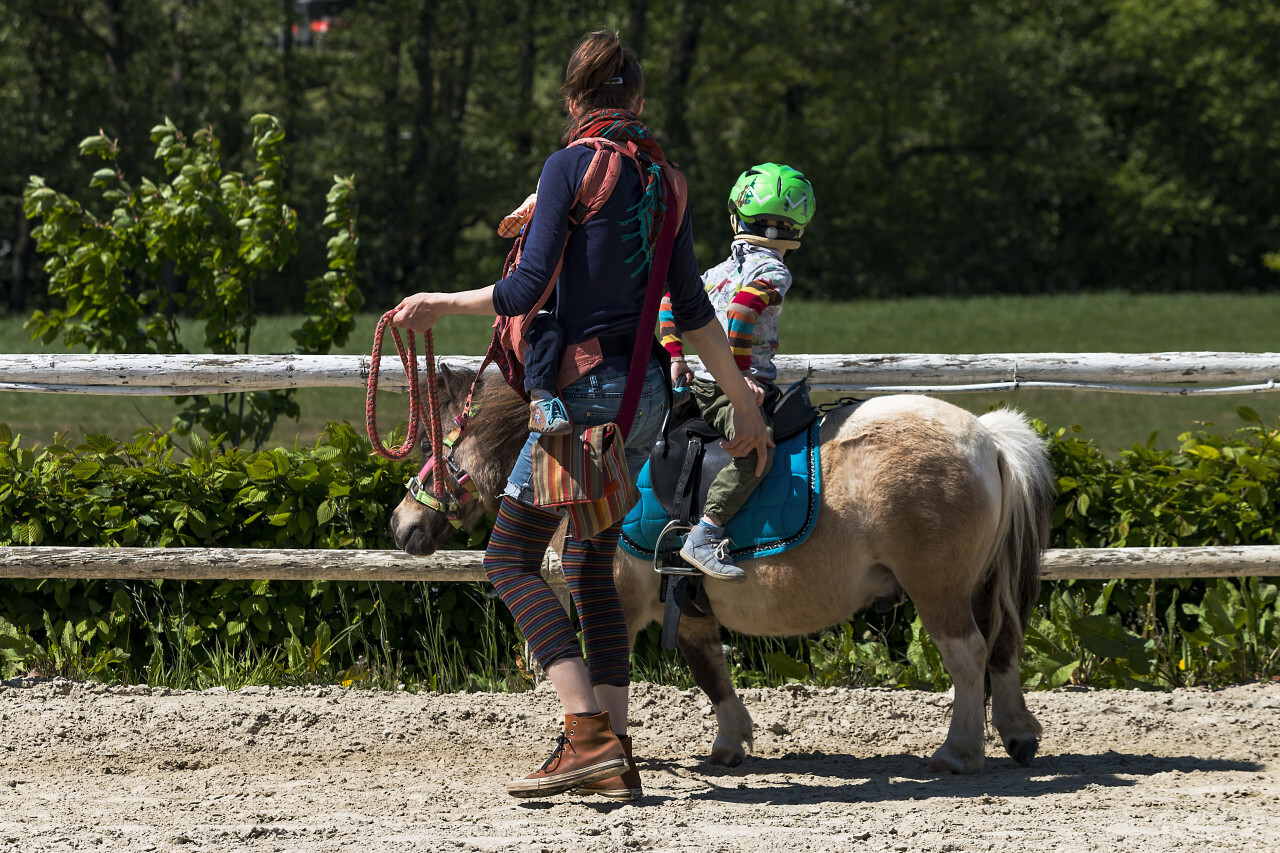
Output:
[22, 116, 363, 448]
[1022, 580, 1157, 690]
[1049, 406, 1280, 548]
[7, 1, 1280, 318]
[0, 421, 519, 688]
[2, 412, 1279, 691]
[0, 421, 406, 550]
[805, 618, 950, 691]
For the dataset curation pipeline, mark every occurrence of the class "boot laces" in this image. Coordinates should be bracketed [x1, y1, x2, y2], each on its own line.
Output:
[538, 733, 575, 773]
[712, 537, 735, 563]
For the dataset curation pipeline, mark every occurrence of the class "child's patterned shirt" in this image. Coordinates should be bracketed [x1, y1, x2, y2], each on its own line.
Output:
[660, 241, 792, 383]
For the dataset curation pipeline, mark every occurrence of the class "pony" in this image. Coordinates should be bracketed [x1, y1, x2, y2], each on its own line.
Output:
[390, 364, 1056, 774]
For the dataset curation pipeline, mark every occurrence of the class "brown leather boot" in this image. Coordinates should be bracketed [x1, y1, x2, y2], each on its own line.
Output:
[575, 733, 642, 800]
[506, 711, 627, 798]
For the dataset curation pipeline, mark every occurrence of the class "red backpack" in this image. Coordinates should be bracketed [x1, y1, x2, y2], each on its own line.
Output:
[489, 137, 688, 400]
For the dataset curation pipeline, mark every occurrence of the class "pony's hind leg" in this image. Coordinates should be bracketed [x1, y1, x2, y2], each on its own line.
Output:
[909, 595, 990, 774]
[926, 627, 989, 774]
[676, 607, 754, 767]
[986, 620, 1042, 766]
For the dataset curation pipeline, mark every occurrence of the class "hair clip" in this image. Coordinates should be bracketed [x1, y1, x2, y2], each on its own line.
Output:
[602, 76, 624, 85]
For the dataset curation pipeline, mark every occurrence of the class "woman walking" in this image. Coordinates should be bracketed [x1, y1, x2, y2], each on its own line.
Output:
[391, 29, 769, 800]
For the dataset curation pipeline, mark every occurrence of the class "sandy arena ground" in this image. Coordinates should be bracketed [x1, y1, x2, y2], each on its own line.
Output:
[1, 677, 1278, 852]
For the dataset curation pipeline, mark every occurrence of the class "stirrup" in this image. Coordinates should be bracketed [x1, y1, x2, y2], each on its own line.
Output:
[652, 519, 699, 576]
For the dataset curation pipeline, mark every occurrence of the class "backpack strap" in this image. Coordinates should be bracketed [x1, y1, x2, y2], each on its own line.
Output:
[555, 145, 688, 390]
[491, 139, 687, 400]
[568, 138, 626, 228]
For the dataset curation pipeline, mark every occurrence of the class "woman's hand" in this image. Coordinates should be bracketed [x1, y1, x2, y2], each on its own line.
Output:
[681, 319, 774, 475]
[390, 286, 497, 333]
[391, 292, 450, 333]
[723, 403, 773, 477]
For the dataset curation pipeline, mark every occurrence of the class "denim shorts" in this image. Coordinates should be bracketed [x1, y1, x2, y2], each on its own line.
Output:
[503, 360, 669, 505]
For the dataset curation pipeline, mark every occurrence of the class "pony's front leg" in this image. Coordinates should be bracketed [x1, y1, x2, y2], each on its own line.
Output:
[614, 553, 752, 764]
[676, 610, 754, 766]
[918, 613, 989, 774]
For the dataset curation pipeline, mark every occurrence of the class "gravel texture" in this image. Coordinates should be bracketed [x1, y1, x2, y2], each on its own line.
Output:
[1, 678, 1278, 852]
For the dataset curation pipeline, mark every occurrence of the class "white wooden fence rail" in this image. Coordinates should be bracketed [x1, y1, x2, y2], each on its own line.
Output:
[2, 352, 1278, 582]
[1, 351, 1278, 395]
[0, 546, 1278, 582]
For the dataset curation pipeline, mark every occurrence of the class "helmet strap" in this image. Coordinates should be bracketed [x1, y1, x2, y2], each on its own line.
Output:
[731, 214, 802, 252]
[736, 232, 802, 252]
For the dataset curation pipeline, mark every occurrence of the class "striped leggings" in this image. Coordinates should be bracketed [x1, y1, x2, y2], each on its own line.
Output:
[483, 495, 630, 686]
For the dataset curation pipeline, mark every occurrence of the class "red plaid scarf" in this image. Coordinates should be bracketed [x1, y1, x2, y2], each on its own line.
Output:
[571, 108, 668, 163]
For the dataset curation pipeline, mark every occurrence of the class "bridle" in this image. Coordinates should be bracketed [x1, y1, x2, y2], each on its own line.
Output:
[402, 401, 482, 526]
[365, 310, 483, 529]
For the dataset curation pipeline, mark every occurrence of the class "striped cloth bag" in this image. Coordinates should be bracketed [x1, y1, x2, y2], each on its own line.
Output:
[531, 422, 639, 539]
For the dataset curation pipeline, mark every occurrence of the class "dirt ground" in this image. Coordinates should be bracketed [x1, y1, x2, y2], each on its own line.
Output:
[1, 677, 1278, 852]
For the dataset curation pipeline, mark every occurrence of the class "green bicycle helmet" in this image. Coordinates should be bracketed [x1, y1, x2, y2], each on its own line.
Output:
[727, 163, 815, 240]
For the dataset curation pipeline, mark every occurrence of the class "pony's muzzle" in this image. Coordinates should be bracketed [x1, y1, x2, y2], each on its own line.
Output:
[390, 498, 442, 557]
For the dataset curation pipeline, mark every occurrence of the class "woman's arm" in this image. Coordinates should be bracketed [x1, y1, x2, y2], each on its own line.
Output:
[682, 318, 774, 476]
[391, 285, 496, 333]
[491, 152, 577, 317]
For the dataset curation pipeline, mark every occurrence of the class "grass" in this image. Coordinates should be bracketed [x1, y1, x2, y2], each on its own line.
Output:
[9, 578, 532, 693]
[783, 292, 1280, 454]
[7, 292, 1277, 453]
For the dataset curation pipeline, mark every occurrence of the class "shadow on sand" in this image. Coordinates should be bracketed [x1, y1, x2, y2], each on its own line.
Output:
[639, 749, 1270, 805]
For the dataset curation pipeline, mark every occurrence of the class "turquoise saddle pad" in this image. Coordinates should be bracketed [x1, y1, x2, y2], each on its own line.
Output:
[619, 418, 822, 561]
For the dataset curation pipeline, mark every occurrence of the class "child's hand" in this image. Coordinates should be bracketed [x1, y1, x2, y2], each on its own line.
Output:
[742, 374, 766, 407]
[670, 358, 694, 389]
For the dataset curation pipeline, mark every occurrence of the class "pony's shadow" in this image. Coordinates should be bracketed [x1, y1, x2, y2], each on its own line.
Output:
[655, 749, 1265, 805]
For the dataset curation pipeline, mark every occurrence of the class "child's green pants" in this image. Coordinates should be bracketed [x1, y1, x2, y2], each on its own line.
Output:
[688, 376, 778, 523]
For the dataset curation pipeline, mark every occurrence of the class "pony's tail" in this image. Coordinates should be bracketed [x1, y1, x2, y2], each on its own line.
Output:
[975, 408, 1056, 675]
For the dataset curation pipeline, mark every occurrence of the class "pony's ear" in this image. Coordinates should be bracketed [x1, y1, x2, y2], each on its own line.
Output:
[437, 359, 476, 402]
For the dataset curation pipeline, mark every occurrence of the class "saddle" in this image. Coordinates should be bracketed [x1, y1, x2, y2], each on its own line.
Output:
[648, 378, 819, 522]
[627, 378, 822, 650]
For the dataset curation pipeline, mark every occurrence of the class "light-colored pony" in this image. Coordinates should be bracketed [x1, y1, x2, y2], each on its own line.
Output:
[391, 365, 1056, 774]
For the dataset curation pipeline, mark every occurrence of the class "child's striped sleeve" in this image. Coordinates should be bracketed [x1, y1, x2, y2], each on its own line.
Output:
[725, 279, 784, 369]
[659, 292, 684, 358]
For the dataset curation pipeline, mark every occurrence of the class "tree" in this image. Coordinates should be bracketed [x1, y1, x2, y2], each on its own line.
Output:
[1089, 0, 1280, 291]
[23, 115, 363, 449]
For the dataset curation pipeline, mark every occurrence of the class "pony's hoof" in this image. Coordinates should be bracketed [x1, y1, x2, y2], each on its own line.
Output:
[708, 738, 746, 767]
[927, 746, 984, 775]
[1004, 734, 1038, 767]
[708, 746, 745, 767]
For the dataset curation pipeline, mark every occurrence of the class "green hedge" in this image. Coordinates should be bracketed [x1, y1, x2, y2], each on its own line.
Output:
[0, 422, 510, 689]
[1049, 406, 1279, 548]
[1018, 409, 1279, 689]
[1, 413, 1278, 690]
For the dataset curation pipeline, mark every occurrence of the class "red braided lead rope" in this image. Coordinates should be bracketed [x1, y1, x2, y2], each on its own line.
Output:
[365, 311, 454, 497]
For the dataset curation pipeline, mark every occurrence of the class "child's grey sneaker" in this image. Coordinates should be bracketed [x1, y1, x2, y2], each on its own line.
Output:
[528, 397, 572, 435]
[679, 524, 746, 583]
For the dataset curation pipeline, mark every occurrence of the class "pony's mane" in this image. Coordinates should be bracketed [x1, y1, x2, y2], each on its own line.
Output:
[447, 366, 526, 443]
[434, 365, 529, 502]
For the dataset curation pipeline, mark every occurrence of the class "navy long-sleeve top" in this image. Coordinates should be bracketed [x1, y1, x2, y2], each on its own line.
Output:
[491, 145, 716, 347]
